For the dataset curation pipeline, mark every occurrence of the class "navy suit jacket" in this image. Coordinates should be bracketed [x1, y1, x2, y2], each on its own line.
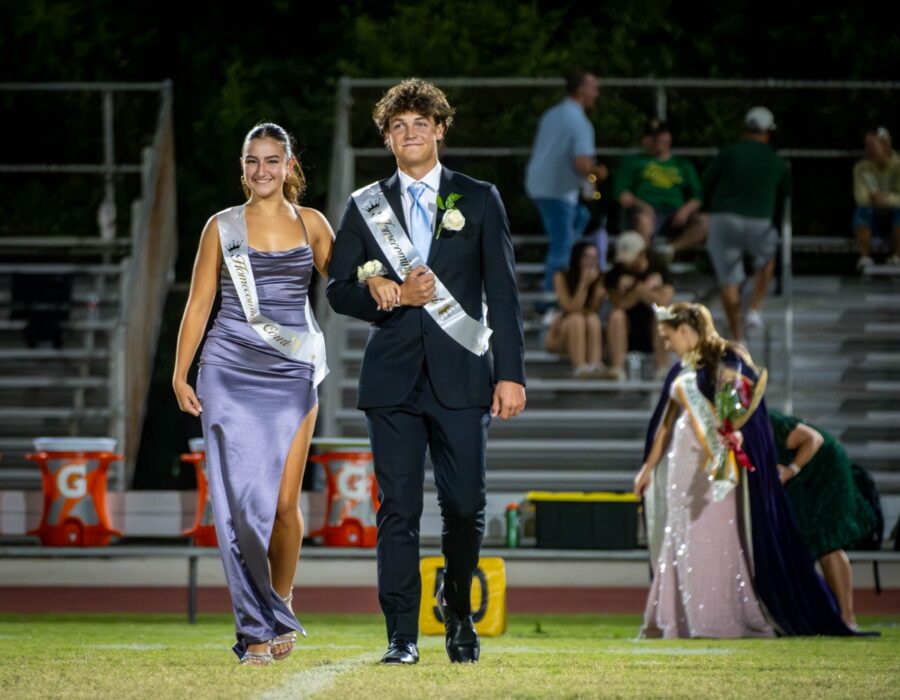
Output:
[326, 167, 526, 410]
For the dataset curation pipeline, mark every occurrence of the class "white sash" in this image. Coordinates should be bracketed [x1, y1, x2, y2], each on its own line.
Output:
[216, 205, 328, 386]
[674, 369, 737, 502]
[351, 182, 492, 356]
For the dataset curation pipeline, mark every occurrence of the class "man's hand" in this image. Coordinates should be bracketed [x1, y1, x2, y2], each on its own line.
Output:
[671, 206, 690, 229]
[873, 191, 890, 208]
[399, 266, 435, 307]
[620, 192, 653, 213]
[491, 380, 525, 419]
[619, 191, 636, 209]
[367, 276, 402, 311]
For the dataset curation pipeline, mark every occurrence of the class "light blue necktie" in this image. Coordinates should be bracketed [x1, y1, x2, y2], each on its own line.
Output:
[407, 181, 432, 261]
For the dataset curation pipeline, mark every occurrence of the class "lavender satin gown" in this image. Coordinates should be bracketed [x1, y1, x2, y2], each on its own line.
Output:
[641, 381, 774, 639]
[197, 243, 316, 658]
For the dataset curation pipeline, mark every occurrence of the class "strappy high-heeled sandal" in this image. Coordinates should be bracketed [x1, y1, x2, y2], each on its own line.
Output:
[271, 589, 298, 661]
[240, 650, 274, 666]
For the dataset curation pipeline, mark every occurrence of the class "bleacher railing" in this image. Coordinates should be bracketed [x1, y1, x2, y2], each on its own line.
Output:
[324, 76, 900, 432]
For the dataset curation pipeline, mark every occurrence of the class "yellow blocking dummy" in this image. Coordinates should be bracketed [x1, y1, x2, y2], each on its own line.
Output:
[419, 556, 507, 636]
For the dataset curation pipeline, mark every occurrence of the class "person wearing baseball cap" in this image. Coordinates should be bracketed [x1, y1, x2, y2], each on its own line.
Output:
[744, 106, 777, 133]
[615, 230, 649, 265]
[605, 231, 674, 381]
[702, 106, 791, 342]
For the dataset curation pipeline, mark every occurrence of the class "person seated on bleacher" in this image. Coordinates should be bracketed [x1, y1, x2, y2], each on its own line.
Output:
[544, 239, 612, 378]
[614, 121, 704, 254]
[852, 126, 900, 269]
[605, 231, 673, 381]
[769, 409, 879, 630]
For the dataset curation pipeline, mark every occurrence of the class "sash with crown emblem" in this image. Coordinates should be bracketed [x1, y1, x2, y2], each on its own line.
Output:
[351, 182, 492, 356]
[216, 205, 327, 386]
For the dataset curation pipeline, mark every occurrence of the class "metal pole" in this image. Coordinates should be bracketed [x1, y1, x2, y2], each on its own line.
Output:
[100, 91, 117, 242]
[338, 76, 900, 90]
[188, 555, 198, 624]
[326, 77, 353, 229]
[112, 256, 130, 491]
[321, 78, 354, 439]
[782, 196, 794, 414]
[655, 84, 667, 121]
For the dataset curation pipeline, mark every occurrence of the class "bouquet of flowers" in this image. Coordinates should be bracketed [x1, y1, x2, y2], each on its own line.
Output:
[709, 364, 756, 499]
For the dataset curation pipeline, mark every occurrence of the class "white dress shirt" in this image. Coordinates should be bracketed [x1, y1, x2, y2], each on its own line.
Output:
[397, 161, 443, 234]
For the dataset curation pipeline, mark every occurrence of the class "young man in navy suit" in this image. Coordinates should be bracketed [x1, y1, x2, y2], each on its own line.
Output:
[327, 78, 526, 664]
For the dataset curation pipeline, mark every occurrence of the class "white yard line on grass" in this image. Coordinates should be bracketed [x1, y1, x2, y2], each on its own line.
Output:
[261, 652, 375, 700]
[618, 645, 735, 655]
[88, 643, 166, 650]
[471, 645, 737, 656]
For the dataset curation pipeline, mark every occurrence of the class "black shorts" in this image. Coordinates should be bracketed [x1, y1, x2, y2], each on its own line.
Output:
[626, 303, 655, 353]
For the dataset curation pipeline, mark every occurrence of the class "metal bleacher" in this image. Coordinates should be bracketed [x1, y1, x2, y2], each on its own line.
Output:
[0, 82, 176, 490]
[0, 258, 122, 488]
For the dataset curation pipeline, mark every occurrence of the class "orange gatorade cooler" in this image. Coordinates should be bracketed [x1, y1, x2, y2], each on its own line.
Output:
[181, 437, 217, 546]
[310, 451, 379, 547]
[26, 437, 123, 546]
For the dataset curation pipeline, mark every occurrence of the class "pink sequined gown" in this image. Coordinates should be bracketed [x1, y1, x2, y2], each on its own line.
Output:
[641, 388, 775, 638]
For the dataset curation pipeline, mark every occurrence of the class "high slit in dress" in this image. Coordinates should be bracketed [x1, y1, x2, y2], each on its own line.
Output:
[197, 238, 317, 659]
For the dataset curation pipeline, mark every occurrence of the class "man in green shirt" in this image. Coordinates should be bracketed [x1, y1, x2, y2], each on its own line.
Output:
[614, 121, 703, 247]
[704, 106, 791, 342]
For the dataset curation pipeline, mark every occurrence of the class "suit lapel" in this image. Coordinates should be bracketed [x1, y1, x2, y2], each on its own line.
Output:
[381, 172, 409, 239]
[427, 167, 455, 266]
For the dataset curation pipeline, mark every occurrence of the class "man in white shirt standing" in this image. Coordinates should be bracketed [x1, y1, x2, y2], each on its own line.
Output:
[327, 78, 526, 666]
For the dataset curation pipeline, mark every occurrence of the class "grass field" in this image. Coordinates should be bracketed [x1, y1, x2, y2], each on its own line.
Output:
[0, 613, 897, 699]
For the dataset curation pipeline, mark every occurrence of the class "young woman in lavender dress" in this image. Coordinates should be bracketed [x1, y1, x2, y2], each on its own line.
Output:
[173, 123, 333, 664]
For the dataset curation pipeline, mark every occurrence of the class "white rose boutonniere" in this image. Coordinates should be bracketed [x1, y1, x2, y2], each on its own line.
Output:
[357, 259, 387, 283]
[435, 193, 464, 239]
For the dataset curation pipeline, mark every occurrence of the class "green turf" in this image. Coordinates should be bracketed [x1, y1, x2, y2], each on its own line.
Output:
[0, 614, 897, 699]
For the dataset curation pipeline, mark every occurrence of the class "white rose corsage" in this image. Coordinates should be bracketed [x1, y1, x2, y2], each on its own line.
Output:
[435, 193, 465, 239]
[357, 259, 387, 283]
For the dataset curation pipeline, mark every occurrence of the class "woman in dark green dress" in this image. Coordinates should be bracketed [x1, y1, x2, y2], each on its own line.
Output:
[769, 409, 877, 629]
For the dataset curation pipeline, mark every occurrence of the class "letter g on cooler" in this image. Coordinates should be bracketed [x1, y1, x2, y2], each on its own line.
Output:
[56, 462, 88, 499]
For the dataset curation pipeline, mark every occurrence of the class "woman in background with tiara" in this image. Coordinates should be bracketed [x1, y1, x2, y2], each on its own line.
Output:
[634, 302, 854, 638]
[173, 123, 334, 664]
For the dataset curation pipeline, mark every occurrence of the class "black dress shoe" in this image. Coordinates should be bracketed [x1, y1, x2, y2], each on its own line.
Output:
[436, 586, 480, 663]
[381, 639, 419, 665]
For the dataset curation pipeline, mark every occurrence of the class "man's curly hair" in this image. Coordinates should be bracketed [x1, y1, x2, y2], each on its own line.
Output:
[372, 78, 455, 138]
